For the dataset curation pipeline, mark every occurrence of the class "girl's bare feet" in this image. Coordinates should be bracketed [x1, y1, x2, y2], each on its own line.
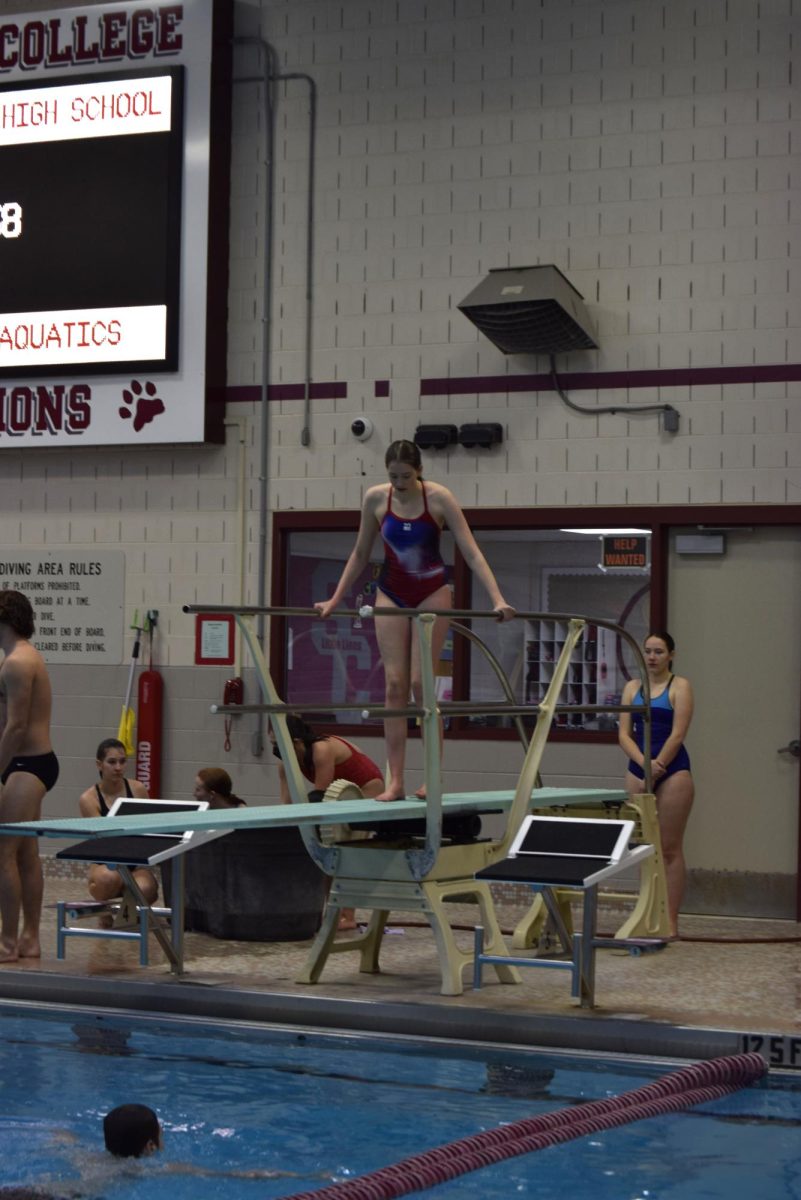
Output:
[375, 786, 406, 802]
[337, 908, 358, 931]
[0, 939, 19, 963]
[17, 935, 41, 958]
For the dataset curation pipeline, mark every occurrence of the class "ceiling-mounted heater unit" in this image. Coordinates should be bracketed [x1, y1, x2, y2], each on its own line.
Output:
[457, 265, 598, 355]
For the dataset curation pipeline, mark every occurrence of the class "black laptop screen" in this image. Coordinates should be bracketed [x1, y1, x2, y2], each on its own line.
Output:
[516, 819, 627, 858]
[111, 800, 205, 818]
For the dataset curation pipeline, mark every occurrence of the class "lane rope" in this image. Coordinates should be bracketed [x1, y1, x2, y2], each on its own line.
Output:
[281, 1052, 767, 1200]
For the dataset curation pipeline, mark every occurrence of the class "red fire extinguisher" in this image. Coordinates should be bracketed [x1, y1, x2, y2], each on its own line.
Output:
[137, 610, 164, 798]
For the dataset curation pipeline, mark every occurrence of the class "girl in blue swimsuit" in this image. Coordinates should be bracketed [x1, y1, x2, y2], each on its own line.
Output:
[315, 439, 515, 802]
[619, 631, 695, 939]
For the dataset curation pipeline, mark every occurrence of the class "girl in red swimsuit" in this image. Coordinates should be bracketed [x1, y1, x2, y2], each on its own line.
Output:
[315, 439, 515, 802]
[270, 714, 384, 803]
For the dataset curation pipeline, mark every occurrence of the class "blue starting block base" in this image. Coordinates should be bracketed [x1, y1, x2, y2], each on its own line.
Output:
[55, 896, 173, 967]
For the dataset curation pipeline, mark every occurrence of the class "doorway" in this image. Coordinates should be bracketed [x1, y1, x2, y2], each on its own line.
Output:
[669, 526, 801, 918]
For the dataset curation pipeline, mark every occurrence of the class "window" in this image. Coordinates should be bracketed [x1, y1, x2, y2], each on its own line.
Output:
[272, 513, 654, 740]
[278, 527, 454, 725]
[467, 534, 649, 733]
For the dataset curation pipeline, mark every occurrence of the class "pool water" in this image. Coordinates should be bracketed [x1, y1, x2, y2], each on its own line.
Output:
[1, 1003, 799, 1199]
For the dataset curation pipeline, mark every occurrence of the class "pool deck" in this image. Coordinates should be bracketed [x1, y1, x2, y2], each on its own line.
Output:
[0, 867, 798, 1064]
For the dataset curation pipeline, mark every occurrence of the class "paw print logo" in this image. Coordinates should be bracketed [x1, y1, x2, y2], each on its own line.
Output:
[119, 380, 166, 432]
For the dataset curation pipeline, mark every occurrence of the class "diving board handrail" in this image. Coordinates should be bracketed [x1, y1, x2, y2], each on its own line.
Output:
[183, 603, 650, 656]
[232, 610, 332, 869]
[209, 701, 648, 720]
[449, 620, 530, 753]
[184, 605, 655, 848]
[356, 606, 653, 779]
[194, 604, 595, 877]
[186, 601, 653, 642]
[191, 608, 652, 788]
[209, 618, 534, 754]
[495, 617, 586, 861]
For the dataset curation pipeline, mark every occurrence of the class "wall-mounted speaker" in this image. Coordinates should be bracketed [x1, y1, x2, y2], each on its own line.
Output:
[413, 424, 458, 450]
[458, 423, 504, 449]
[458, 265, 597, 355]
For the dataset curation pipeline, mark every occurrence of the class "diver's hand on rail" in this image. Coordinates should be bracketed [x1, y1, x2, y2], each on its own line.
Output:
[493, 601, 516, 621]
[313, 599, 337, 619]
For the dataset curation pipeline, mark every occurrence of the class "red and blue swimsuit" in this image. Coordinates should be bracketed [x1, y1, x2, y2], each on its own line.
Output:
[377, 483, 449, 608]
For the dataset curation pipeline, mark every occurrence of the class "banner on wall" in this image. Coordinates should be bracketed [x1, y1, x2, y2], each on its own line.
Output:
[0, 549, 124, 662]
[0, 0, 232, 447]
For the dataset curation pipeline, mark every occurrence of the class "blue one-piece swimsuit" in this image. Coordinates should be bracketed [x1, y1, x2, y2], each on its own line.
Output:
[628, 676, 691, 783]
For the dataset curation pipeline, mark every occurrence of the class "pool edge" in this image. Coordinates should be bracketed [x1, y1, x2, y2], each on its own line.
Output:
[0, 967, 760, 1064]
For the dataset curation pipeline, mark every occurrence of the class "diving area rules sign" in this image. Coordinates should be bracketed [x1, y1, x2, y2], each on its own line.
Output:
[0, 549, 124, 663]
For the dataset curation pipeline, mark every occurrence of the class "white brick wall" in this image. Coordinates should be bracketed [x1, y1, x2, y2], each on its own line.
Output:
[2, 0, 799, 819]
[222, 0, 801, 515]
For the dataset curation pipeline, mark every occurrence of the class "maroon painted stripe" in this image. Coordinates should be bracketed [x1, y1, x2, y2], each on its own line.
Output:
[421, 363, 801, 395]
[226, 364, 799, 406]
[226, 382, 348, 404]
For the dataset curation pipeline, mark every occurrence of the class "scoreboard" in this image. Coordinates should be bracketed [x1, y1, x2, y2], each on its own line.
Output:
[0, 0, 232, 447]
[0, 68, 183, 375]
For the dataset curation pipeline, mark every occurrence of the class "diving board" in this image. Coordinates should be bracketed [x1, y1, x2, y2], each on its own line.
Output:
[3, 787, 645, 987]
[0, 787, 630, 842]
[198, 607, 591, 995]
[4, 786, 666, 962]
[185, 605, 660, 995]
[1, 604, 661, 995]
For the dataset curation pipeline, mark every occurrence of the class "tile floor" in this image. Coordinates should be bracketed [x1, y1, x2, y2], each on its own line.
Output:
[1, 865, 797, 1057]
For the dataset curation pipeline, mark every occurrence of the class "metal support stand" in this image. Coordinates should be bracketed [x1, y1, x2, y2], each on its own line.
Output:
[56, 842, 192, 975]
[473, 815, 657, 1007]
[473, 884, 600, 1007]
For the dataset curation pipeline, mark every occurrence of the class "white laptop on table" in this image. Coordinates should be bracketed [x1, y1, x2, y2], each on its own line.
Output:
[98, 797, 216, 864]
[482, 814, 649, 888]
[106, 797, 209, 842]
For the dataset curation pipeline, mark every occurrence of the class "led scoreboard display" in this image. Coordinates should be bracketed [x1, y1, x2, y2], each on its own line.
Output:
[0, 0, 233, 448]
[0, 68, 183, 375]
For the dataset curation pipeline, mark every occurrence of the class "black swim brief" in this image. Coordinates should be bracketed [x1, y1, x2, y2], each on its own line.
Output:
[1, 750, 60, 791]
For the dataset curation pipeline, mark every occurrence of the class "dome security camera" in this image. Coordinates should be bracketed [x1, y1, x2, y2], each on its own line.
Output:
[351, 417, 374, 442]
